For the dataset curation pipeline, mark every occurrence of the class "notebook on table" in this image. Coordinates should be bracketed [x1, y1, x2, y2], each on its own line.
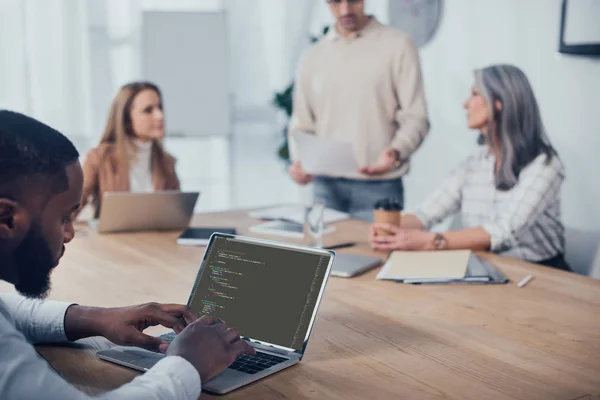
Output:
[376, 250, 508, 284]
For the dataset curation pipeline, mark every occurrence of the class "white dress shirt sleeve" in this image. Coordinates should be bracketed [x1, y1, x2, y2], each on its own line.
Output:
[412, 159, 468, 230]
[482, 155, 565, 252]
[0, 294, 202, 400]
[0, 293, 74, 343]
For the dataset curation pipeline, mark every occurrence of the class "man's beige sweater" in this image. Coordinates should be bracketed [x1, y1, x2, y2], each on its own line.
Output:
[289, 17, 430, 180]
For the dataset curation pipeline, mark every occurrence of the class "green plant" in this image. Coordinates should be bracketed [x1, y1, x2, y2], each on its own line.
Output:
[274, 83, 294, 161]
[274, 26, 330, 162]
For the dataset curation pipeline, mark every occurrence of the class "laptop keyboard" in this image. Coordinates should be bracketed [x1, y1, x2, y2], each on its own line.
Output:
[158, 331, 288, 374]
[229, 352, 288, 374]
[159, 331, 177, 342]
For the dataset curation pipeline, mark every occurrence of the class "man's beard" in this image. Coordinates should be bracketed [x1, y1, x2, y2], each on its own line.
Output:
[13, 224, 60, 299]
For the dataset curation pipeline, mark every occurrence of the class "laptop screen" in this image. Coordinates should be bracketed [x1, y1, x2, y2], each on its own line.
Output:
[187, 235, 332, 352]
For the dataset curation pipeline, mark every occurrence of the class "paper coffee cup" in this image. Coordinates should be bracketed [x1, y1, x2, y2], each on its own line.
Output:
[373, 198, 402, 236]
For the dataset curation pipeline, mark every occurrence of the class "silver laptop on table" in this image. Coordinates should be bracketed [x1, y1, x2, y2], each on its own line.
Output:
[97, 233, 335, 394]
[330, 253, 383, 278]
[92, 191, 199, 233]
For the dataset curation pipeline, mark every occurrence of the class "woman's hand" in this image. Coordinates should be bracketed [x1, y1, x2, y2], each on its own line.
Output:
[369, 223, 435, 251]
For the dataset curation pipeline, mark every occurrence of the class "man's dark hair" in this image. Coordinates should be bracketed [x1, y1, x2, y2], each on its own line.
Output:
[0, 110, 79, 196]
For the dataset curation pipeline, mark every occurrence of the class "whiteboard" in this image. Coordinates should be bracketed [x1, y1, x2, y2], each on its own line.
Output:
[142, 11, 231, 136]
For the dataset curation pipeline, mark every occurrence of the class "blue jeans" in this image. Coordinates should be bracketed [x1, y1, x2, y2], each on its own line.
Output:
[313, 177, 404, 222]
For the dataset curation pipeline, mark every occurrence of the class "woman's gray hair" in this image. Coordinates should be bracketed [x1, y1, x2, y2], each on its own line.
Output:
[474, 64, 557, 191]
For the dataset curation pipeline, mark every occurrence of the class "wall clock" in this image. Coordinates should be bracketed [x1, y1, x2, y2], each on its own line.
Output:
[388, 0, 443, 48]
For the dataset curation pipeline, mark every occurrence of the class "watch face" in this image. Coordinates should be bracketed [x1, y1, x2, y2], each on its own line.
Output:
[434, 234, 446, 250]
[388, 0, 444, 48]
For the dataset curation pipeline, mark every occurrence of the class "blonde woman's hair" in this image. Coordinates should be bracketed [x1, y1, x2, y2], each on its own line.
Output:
[99, 81, 170, 175]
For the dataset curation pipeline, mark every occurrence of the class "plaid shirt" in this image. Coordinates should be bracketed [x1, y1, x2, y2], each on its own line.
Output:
[413, 148, 565, 262]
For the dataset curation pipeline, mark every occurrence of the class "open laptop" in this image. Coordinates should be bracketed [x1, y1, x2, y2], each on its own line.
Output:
[97, 233, 335, 394]
[330, 253, 382, 278]
[92, 191, 199, 233]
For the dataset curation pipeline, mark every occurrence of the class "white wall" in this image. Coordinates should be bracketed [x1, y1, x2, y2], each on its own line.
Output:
[404, 0, 600, 231]
[0, 0, 93, 139]
[226, 0, 391, 114]
[309, 0, 389, 36]
[225, 0, 273, 111]
[226, 0, 316, 114]
[87, 0, 226, 139]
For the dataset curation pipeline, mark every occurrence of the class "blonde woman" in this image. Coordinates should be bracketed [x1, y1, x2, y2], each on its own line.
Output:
[78, 81, 180, 218]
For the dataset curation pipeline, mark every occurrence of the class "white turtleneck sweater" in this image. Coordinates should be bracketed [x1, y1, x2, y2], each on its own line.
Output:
[129, 140, 154, 193]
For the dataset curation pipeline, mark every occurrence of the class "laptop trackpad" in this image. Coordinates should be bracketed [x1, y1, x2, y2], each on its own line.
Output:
[204, 368, 250, 394]
[97, 347, 165, 371]
[99, 347, 269, 394]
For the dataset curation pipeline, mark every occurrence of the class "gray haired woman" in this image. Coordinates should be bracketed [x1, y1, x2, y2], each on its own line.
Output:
[369, 64, 569, 270]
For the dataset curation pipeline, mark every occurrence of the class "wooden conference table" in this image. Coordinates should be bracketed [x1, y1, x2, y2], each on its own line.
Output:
[7, 209, 600, 399]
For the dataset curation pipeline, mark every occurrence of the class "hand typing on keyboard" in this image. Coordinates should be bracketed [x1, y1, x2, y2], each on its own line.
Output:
[161, 331, 286, 375]
[166, 315, 255, 382]
[65, 302, 198, 353]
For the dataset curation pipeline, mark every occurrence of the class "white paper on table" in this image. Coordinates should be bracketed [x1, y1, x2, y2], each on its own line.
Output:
[292, 132, 359, 176]
[248, 220, 336, 239]
[248, 205, 349, 225]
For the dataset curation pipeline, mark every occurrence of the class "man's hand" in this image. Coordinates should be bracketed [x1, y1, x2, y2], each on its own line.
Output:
[167, 316, 256, 382]
[288, 161, 314, 185]
[369, 223, 435, 251]
[359, 148, 400, 176]
[65, 303, 198, 352]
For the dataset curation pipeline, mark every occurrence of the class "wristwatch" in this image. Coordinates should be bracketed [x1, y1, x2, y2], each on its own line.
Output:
[391, 149, 401, 170]
[433, 233, 448, 250]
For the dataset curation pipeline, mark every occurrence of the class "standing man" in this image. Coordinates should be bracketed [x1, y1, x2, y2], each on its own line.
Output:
[288, 0, 430, 219]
